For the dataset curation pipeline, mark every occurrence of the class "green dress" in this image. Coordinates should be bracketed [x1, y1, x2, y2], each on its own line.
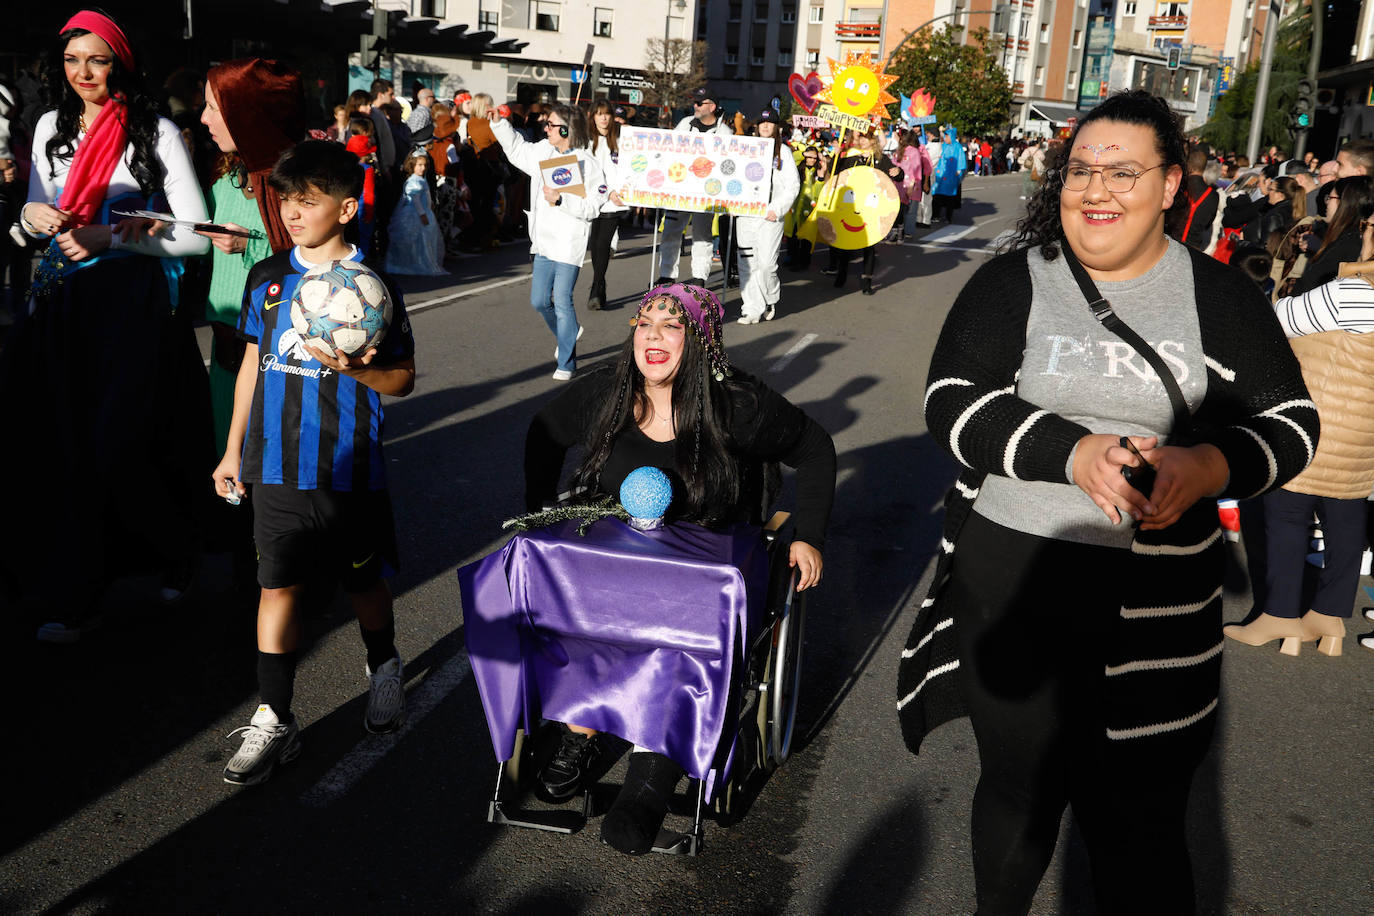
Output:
[206, 175, 272, 452]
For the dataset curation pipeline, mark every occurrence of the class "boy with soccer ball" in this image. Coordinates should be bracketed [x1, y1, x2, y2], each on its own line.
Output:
[212, 140, 416, 786]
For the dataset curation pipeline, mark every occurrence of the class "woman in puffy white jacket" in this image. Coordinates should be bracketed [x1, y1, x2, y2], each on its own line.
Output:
[490, 105, 607, 380]
[586, 100, 629, 311]
[735, 109, 799, 324]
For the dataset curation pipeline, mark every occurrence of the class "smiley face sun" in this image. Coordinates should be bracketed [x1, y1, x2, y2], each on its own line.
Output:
[819, 51, 899, 118]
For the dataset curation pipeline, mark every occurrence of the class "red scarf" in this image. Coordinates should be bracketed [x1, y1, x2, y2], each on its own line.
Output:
[58, 97, 129, 228]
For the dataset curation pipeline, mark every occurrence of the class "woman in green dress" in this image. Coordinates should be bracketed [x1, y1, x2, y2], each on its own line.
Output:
[198, 58, 305, 449]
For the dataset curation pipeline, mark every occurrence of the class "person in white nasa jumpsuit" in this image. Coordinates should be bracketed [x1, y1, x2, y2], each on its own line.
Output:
[655, 86, 733, 285]
[736, 108, 800, 324]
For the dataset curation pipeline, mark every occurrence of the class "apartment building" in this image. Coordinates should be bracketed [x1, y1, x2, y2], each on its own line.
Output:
[352, 0, 694, 107]
[694, 0, 804, 115]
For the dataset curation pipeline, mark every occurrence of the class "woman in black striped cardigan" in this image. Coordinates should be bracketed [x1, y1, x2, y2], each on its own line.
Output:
[898, 92, 1318, 915]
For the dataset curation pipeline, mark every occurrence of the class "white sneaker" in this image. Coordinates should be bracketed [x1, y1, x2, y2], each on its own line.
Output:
[551, 369, 574, 381]
[737, 314, 761, 325]
[554, 325, 585, 362]
[224, 704, 301, 786]
[1360, 635, 1374, 652]
[763, 304, 776, 321]
[365, 656, 406, 734]
[1363, 607, 1374, 623]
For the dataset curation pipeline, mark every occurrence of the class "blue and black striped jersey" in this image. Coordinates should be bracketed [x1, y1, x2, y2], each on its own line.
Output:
[236, 247, 414, 491]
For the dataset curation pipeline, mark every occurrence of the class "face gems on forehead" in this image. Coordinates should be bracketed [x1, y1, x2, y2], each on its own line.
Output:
[1078, 143, 1124, 164]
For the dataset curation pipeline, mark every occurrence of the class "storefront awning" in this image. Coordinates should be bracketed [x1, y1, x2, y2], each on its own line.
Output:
[1027, 101, 1083, 125]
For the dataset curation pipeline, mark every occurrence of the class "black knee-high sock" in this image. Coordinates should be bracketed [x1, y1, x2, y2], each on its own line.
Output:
[360, 619, 398, 672]
[257, 650, 298, 721]
[600, 752, 683, 855]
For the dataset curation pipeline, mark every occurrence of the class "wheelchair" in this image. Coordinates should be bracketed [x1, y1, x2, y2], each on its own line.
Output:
[464, 510, 806, 856]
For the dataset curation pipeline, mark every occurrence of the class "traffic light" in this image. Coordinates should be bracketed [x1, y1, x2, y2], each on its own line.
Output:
[1292, 77, 1316, 130]
[1166, 46, 1182, 70]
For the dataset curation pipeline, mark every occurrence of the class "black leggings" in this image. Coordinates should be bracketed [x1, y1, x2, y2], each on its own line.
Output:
[949, 512, 1199, 915]
[587, 212, 621, 303]
[830, 244, 876, 280]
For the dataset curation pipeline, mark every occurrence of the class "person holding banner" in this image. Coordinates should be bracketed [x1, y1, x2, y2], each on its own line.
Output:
[737, 110, 799, 324]
[655, 87, 733, 288]
[489, 105, 606, 380]
[587, 99, 628, 310]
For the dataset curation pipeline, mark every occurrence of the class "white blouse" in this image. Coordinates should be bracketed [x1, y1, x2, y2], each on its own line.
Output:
[1274, 274, 1374, 337]
[26, 109, 209, 259]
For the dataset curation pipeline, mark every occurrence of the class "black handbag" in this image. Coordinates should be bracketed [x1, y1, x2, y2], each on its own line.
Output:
[1061, 243, 1194, 495]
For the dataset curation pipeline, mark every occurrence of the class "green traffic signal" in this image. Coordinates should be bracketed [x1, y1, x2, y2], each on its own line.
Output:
[1297, 113, 1311, 128]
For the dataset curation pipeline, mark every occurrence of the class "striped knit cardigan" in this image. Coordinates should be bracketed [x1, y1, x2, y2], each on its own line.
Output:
[898, 245, 1319, 762]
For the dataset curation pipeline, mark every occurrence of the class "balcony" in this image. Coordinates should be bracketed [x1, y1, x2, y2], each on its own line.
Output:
[1003, 37, 1030, 51]
[835, 21, 881, 40]
[1147, 14, 1187, 28]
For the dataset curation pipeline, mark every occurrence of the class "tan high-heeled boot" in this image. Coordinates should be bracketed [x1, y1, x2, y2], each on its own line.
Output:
[1299, 610, 1346, 656]
[1223, 613, 1305, 656]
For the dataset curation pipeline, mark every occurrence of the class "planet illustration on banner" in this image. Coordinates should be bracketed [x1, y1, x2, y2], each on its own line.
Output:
[647, 169, 665, 188]
[668, 162, 687, 182]
[798, 166, 899, 250]
[704, 178, 722, 195]
[631, 153, 648, 172]
[744, 161, 765, 182]
[551, 167, 573, 186]
[720, 159, 736, 175]
[691, 156, 714, 178]
[726, 178, 743, 196]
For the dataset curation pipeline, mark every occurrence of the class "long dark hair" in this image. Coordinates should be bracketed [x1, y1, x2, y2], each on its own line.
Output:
[1006, 90, 1188, 261]
[45, 24, 163, 198]
[572, 326, 740, 526]
[588, 99, 619, 155]
[1314, 175, 1374, 263]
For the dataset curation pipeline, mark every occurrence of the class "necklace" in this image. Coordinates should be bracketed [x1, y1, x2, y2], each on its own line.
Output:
[78, 111, 87, 134]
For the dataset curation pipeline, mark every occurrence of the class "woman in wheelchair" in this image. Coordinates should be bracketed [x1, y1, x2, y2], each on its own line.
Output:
[523, 282, 836, 854]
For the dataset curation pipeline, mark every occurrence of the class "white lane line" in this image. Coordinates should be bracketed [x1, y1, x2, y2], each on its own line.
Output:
[910, 243, 995, 254]
[770, 333, 818, 373]
[300, 649, 473, 807]
[920, 223, 976, 244]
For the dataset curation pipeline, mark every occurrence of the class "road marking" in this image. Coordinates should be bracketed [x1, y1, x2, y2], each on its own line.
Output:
[911, 243, 995, 254]
[299, 649, 473, 807]
[770, 333, 818, 373]
[920, 223, 976, 244]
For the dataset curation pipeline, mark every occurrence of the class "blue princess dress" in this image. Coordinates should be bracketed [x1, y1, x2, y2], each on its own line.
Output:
[385, 174, 447, 276]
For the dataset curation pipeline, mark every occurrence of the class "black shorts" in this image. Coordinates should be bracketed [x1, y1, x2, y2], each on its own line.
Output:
[251, 484, 399, 592]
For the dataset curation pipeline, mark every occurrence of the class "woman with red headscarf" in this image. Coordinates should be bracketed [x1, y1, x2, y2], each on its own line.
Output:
[197, 58, 305, 453]
[6, 10, 211, 643]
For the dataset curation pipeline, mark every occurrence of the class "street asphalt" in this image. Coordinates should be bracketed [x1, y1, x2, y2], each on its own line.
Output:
[4, 174, 1372, 915]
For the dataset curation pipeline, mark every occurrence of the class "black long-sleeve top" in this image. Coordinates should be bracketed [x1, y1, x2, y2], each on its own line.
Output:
[524, 367, 837, 549]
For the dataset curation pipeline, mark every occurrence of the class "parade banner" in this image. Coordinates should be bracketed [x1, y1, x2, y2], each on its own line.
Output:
[901, 89, 938, 126]
[616, 126, 776, 216]
[791, 114, 828, 129]
[816, 104, 873, 133]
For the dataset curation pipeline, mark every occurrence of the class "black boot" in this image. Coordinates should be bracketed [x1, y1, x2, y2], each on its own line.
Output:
[599, 752, 684, 855]
[834, 267, 846, 288]
[654, 276, 672, 287]
[690, 276, 708, 288]
[861, 276, 875, 295]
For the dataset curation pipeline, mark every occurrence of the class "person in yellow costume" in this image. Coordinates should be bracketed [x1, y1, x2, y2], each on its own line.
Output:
[786, 145, 824, 271]
[820, 129, 903, 294]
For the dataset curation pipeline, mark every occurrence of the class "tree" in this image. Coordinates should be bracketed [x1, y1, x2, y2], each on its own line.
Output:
[642, 39, 707, 127]
[885, 25, 1015, 137]
[1196, 10, 1311, 153]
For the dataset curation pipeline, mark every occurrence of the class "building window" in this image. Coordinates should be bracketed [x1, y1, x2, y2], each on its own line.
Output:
[412, 0, 447, 16]
[1039, 22, 1048, 42]
[594, 7, 613, 36]
[1068, 70, 1078, 90]
[750, 48, 765, 65]
[1161, 1, 1185, 15]
[1018, 17, 1030, 38]
[726, 49, 739, 64]
[531, 0, 560, 30]
[1124, 0, 1137, 13]
[1073, 28, 1082, 47]
[754, 4, 768, 22]
[1035, 65, 1045, 83]
[809, 5, 823, 22]
[478, 0, 499, 29]
[779, 49, 793, 66]
[729, 3, 742, 22]
[782, 7, 797, 23]
[806, 48, 819, 67]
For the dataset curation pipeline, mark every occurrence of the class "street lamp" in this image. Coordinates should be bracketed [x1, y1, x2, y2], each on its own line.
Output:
[665, 0, 687, 46]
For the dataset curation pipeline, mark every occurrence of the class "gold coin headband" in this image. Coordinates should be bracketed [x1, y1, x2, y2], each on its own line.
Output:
[630, 283, 733, 382]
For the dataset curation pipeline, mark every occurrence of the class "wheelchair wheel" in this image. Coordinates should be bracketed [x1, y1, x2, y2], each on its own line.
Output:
[764, 570, 804, 768]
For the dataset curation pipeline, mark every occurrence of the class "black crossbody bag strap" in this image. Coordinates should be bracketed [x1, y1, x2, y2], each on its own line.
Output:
[1060, 244, 1192, 434]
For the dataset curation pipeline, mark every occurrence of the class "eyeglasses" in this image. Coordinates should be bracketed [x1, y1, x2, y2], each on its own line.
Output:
[545, 121, 564, 130]
[1061, 163, 1166, 193]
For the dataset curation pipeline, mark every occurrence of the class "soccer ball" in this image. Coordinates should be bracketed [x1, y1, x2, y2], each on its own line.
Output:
[289, 259, 392, 358]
